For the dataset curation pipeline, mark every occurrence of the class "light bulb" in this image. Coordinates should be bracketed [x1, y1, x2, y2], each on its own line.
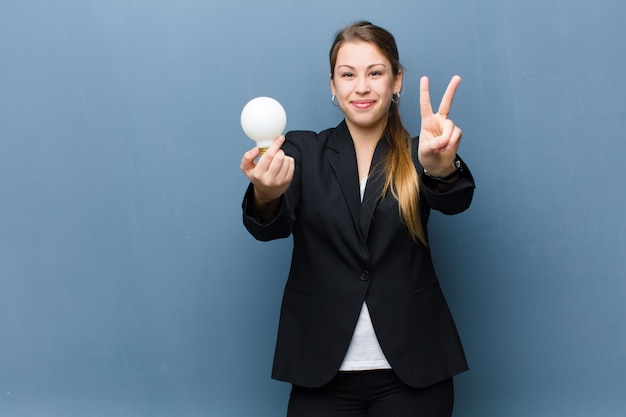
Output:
[240, 96, 287, 154]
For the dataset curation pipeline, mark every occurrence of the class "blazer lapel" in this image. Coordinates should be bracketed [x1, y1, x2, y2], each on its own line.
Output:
[359, 138, 388, 242]
[327, 121, 389, 244]
[327, 122, 362, 239]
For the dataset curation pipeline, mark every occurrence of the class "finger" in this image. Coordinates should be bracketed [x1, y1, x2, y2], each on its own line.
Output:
[264, 135, 286, 158]
[287, 156, 295, 181]
[256, 135, 286, 170]
[273, 134, 286, 149]
[419, 76, 434, 118]
[446, 126, 463, 151]
[437, 119, 455, 151]
[437, 75, 461, 116]
[240, 147, 260, 172]
[267, 149, 287, 177]
[278, 155, 295, 183]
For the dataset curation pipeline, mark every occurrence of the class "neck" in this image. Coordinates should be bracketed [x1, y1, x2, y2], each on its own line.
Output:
[346, 119, 386, 148]
[347, 121, 386, 180]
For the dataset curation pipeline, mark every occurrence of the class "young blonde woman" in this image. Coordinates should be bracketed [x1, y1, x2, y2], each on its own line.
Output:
[241, 21, 475, 417]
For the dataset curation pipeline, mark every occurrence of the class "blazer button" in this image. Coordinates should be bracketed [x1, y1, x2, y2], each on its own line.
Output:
[359, 270, 370, 281]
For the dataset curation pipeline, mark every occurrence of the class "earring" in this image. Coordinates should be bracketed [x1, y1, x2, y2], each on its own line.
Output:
[391, 92, 400, 104]
[331, 95, 339, 107]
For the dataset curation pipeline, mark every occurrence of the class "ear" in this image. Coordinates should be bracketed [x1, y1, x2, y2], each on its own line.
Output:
[393, 69, 403, 95]
[330, 74, 337, 96]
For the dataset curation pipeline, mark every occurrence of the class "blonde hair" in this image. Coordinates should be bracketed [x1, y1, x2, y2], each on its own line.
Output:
[329, 21, 425, 244]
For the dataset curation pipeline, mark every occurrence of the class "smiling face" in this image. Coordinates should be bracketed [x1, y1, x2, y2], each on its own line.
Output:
[331, 41, 402, 138]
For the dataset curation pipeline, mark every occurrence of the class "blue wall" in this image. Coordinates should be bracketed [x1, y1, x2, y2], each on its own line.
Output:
[1, 0, 624, 416]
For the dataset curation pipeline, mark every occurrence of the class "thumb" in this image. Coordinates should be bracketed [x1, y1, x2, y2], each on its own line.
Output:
[240, 147, 260, 172]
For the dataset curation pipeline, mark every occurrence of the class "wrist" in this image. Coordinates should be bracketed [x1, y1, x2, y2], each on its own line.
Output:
[423, 158, 463, 182]
[253, 189, 280, 207]
[251, 189, 282, 224]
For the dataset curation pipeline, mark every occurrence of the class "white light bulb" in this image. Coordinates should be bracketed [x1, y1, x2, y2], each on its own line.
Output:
[240, 97, 287, 153]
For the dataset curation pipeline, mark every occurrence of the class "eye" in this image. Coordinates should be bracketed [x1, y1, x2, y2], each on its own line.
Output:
[369, 70, 383, 77]
[341, 72, 354, 78]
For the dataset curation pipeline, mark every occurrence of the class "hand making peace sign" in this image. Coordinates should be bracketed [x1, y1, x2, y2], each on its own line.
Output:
[418, 75, 463, 177]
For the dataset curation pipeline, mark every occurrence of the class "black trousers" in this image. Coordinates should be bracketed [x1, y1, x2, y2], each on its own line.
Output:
[286, 370, 454, 417]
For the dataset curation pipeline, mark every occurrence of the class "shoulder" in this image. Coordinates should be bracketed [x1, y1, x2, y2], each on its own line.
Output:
[285, 126, 335, 143]
[409, 135, 423, 168]
[282, 125, 340, 156]
[285, 129, 322, 143]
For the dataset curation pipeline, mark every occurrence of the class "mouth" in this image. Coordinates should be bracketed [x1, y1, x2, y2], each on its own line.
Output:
[351, 100, 375, 110]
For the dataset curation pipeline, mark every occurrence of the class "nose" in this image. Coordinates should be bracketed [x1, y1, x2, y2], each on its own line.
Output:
[355, 75, 370, 94]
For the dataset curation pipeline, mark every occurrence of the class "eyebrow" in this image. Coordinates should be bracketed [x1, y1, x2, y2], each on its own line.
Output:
[336, 63, 388, 70]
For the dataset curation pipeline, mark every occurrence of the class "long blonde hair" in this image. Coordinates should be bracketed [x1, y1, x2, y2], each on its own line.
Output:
[329, 21, 425, 244]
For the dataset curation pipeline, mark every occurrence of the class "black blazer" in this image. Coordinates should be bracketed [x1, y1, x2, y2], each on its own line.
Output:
[242, 121, 475, 388]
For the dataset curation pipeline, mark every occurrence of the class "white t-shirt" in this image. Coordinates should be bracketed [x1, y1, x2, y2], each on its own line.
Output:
[338, 177, 392, 371]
